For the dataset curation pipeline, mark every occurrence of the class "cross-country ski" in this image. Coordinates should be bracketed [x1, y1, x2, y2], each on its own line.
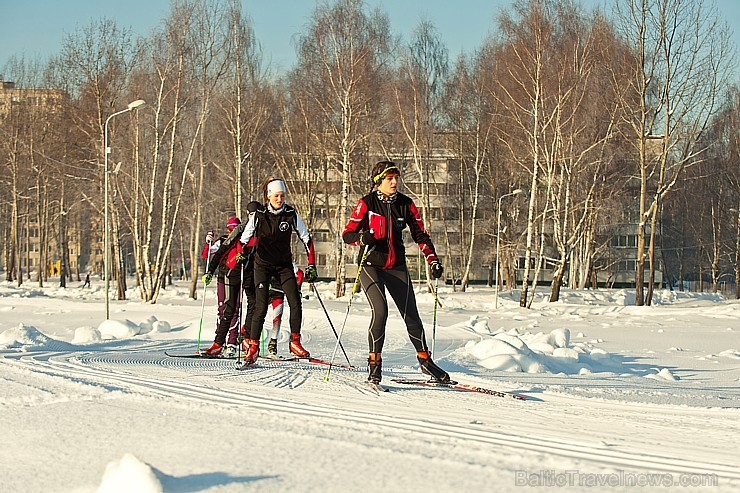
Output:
[391, 378, 526, 400]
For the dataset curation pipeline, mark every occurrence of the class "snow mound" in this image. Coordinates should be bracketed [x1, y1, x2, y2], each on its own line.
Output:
[137, 316, 159, 334]
[465, 316, 491, 334]
[0, 323, 73, 351]
[97, 319, 141, 339]
[152, 320, 172, 333]
[97, 453, 163, 493]
[719, 349, 740, 359]
[645, 368, 679, 381]
[463, 328, 620, 374]
[465, 336, 545, 373]
[138, 316, 172, 334]
[71, 326, 102, 344]
[0, 323, 54, 347]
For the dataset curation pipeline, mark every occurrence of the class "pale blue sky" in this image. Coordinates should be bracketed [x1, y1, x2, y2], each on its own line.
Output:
[1, 0, 738, 80]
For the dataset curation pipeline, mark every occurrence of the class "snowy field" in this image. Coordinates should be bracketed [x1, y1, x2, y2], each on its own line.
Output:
[1, 278, 739, 492]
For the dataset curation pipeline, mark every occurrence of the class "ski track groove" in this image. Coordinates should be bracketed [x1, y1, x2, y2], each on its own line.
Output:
[3, 349, 740, 480]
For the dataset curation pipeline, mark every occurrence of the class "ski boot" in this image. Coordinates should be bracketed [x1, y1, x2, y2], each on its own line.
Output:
[201, 342, 223, 356]
[289, 333, 310, 358]
[367, 352, 382, 384]
[267, 338, 278, 357]
[242, 339, 260, 366]
[222, 344, 237, 358]
[417, 351, 455, 384]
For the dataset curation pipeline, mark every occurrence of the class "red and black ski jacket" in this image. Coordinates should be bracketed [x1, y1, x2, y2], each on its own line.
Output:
[202, 234, 244, 280]
[205, 231, 255, 280]
[342, 191, 438, 270]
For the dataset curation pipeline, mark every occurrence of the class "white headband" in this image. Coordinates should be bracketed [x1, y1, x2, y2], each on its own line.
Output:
[267, 179, 287, 197]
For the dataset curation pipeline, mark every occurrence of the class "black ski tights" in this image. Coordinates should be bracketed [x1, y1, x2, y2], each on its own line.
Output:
[359, 265, 428, 354]
[249, 263, 302, 341]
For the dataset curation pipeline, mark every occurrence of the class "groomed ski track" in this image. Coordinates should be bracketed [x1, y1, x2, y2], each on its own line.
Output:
[2, 340, 739, 492]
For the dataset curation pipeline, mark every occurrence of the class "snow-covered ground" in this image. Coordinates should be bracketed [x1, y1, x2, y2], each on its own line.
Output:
[1, 278, 739, 492]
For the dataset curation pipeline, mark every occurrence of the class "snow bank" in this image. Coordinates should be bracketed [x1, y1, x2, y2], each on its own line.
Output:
[719, 349, 740, 360]
[462, 327, 620, 374]
[138, 316, 172, 334]
[0, 323, 74, 351]
[71, 326, 102, 344]
[97, 453, 163, 493]
[97, 319, 141, 339]
[95, 316, 173, 339]
[0, 323, 52, 346]
[645, 368, 679, 381]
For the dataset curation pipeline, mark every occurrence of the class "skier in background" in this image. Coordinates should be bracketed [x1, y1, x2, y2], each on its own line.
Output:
[265, 264, 304, 357]
[201, 216, 244, 357]
[204, 201, 262, 356]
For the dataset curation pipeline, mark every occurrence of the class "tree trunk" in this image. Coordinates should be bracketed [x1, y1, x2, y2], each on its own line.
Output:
[735, 208, 740, 299]
[59, 193, 68, 288]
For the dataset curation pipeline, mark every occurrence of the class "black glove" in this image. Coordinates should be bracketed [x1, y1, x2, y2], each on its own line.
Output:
[305, 264, 318, 283]
[429, 260, 444, 279]
[234, 252, 247, 263]
[359, 231, 375, 247]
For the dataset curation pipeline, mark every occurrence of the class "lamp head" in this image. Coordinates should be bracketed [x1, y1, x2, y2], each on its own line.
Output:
[127, 99, 146, 110]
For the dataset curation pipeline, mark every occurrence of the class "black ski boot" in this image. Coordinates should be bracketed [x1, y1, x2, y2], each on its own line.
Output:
[417, 351, 455, 384]
[368, 352, 382, 384]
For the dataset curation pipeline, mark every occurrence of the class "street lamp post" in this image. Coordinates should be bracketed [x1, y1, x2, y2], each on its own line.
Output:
[104, 99, 146, 320]
[494, 189, 523, 309]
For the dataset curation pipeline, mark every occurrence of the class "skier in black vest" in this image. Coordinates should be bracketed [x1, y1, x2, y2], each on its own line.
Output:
[236, 177, 317, 366]
[342, 161, 452, 386]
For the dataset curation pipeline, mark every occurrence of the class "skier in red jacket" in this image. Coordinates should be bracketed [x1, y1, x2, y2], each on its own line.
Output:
[200, 216, 244, 357]
[203, 201, 262, 356]
[342, 161, 452, 386]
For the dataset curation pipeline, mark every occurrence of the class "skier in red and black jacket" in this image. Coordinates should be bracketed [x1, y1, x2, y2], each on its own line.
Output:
[200, 216, 244, 357]
[204, 201, 261, 355]
[342, 161, 453, 386]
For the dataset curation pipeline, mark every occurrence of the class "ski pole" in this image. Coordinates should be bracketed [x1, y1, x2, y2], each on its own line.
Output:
[431, 277, 439, 356]
[312, 282, 352, 366]
[236, 262, 245, 361]
[324, 245, 371, 381]
[197, 235, 214, 353]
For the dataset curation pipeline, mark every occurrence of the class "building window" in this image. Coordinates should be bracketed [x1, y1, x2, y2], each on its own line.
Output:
[612, 235, 637, 248]
[312, 230, 333, 242]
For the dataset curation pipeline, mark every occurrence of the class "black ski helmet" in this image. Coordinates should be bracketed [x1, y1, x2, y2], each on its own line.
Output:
[246, 201, 261, 213]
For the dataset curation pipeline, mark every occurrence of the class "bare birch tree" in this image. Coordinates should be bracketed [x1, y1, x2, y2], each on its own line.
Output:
[126, 0, 231, 302]
[494, 0, 556, 308]
[393, 20, 449, 286]
[614, 0, 734, 305]
[294, 0, 391, 296]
